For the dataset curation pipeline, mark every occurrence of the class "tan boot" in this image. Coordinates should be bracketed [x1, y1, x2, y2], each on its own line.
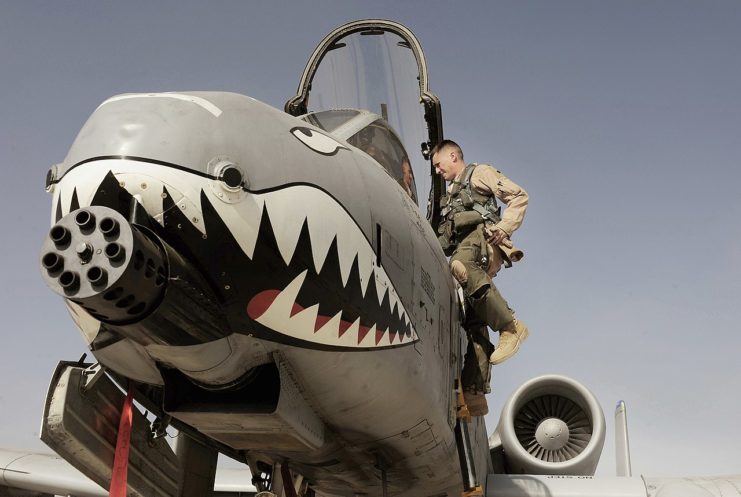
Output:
[463, 390, 489, 416]
[489, 319, 529, 365]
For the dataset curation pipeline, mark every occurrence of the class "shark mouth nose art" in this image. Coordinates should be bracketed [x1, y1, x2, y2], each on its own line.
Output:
[52, 160, 417, 350]
[247, 269, 414, 348]
[227, 184, 418, 349]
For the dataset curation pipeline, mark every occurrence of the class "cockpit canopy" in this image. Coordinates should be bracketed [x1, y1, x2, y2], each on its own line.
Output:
[302, 109, 418, 203]
[286, 19, 444, 225]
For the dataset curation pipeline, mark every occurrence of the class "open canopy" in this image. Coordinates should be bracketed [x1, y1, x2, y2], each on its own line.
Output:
[286, 19, 445, 225]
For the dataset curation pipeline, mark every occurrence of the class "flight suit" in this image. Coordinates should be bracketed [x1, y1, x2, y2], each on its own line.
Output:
[441, 164, 528, 395]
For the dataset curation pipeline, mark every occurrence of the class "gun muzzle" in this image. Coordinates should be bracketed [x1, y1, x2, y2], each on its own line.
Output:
[41, 206, 228, 346]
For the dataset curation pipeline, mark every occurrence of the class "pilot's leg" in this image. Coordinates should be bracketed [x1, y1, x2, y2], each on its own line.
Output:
[460, 324, 494, 416]
[451, 230, 513, 330]
[451, 231, 501, 405]
[483, 240, 530, 364]
[461, 325, 495, 393]
[451, 230, 528, 366]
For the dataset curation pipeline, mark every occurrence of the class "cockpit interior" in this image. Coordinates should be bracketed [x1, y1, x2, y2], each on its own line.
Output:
[302, 109, 418, 203]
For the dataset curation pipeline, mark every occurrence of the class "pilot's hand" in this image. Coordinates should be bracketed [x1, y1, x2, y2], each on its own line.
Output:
[485, 226, 508, 245]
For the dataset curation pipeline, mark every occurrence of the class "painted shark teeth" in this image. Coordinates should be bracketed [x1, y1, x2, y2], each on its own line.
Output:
[263, 186, 376, 293]
[252, 272, 416, 348]
[54, 166, 111, 224]
[54, 159, 207, 233]
[218, 183, 410, 319]
[56, 159, 418, 349]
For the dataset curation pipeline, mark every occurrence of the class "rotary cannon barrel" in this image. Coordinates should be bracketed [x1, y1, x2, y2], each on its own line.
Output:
[41, 207, 167, 323]
[41, 206, 228, 346]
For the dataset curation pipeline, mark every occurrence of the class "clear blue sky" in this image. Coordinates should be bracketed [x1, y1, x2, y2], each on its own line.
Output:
[1, 0, 740, 477]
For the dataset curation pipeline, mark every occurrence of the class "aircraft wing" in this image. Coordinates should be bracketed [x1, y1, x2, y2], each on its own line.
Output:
[0, 449, 256, 497]
[487, 474, 741, 497]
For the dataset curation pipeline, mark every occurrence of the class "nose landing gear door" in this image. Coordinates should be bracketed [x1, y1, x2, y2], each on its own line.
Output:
[285, 19, 445, 229]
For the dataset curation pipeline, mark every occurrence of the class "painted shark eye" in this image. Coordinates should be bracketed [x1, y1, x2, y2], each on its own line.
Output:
[291, 127, 346, 156]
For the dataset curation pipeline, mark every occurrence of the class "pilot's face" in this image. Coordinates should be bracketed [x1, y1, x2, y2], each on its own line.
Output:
[433, 149, 460, 181]
[402, 160, 413, 186]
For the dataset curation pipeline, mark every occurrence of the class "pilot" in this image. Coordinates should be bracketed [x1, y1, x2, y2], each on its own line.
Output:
[399, 156, 415, 199]
[432, 139, 529, 415]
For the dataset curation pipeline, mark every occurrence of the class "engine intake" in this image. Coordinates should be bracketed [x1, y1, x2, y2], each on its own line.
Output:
[491, 375, 605, 476]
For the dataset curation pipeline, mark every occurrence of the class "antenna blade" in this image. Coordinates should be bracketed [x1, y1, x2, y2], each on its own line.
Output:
[615, 400, 632, 477]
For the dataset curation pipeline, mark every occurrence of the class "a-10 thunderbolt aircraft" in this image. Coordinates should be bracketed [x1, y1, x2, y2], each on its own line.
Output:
[34, 19, 740, 497]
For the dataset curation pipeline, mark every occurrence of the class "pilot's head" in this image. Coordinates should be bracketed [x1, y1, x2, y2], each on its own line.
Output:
[401, 157, 414, 187]
[431, 140, 465, 181]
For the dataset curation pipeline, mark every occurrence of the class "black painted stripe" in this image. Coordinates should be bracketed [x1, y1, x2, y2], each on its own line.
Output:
[376, 223, 382, 266]
[51, 156, 385, 274]
[54, 156, 381, 257]
[51, 155, 217, 185]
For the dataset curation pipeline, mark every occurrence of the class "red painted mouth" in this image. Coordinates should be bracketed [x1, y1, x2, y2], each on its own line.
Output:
[246, 289, 408, 346]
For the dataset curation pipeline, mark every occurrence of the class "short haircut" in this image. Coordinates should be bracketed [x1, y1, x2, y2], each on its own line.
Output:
[431, 139, 464, 161]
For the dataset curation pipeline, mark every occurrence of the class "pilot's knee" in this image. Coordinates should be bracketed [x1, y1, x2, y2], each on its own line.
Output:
[465, 269, 492, 298]
[469, 282, 490, 300]
[451, 260, 468, 285]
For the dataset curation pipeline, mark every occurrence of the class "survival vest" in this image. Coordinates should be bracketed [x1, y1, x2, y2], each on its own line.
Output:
[437, 163, 502, 256]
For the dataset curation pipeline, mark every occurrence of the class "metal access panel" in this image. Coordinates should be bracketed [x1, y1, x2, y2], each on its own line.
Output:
[164, 360, 325, 452]
[41, 362, 180, 497]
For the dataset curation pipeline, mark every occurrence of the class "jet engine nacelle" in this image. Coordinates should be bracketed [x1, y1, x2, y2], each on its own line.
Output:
[490, 375, 606, 476]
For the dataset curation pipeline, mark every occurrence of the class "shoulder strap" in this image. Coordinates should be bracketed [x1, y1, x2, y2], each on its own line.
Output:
[448, 163, 476, 196]
[465, 163, 501, 223]
[460, 163, 478, 188]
